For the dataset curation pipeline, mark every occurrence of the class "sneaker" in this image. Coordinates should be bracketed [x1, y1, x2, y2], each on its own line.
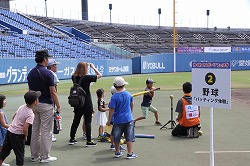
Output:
[126, 153, 138, 159]
[39, 156, 57, 163]
[68, 139, 78, 145]
[114, 151, 124, 158]
[31, 157, 40, 162]
[82, 133, 87, 140]
[119, 145, 126, 151]
[155, 121, 162, 126]
[193, 127, 199, 138]
[2, 163, 10, 166]
[97, 135, 104, 140]
[198, 130, 203, 136]
[110, 144, 115, 150]
[86, 141, 97, 147]
[187, 128, 194, 138]
[52, 135, 57, 142]
[82, 133, 94, 140]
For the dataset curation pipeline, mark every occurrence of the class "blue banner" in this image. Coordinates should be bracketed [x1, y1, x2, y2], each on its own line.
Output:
[176, 53, 250, 71]
[140, 54, 174, 73]
[232, 46, 250, 53]
[0, 59, 35, 84]
[0, 53, 249, 85]
[0, 59, 132, 85]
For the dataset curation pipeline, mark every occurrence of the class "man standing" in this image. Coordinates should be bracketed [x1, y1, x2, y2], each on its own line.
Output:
[27, 50, 61, 163]
[47, 59, 60, 89]
[47, 59, 60, 142]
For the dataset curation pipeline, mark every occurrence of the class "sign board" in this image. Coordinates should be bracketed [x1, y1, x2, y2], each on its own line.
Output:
[192, 62, 231, 109]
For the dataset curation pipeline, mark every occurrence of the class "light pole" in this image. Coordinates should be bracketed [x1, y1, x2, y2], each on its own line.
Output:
[109, 3, 112, 24]
[158, 8, 161, 28]
[173, 0, 177, 72]
[45, 0, 47, 17]
[206, 10, 210, 29]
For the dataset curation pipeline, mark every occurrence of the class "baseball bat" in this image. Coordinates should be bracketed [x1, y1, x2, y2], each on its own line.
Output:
[132, 87, 160, 97]
[135, 134, 155, 139]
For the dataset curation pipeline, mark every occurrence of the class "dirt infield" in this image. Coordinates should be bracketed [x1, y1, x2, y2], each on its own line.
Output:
[232, 89, 250, 105]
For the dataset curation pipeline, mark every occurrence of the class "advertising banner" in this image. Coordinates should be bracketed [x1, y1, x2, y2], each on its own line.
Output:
[232, 46, 250, 53]
[140, 54, 173, 73]
[204, 47, 231, 53]
[177, 47, 204, 53]
[0, 59, 132, 85]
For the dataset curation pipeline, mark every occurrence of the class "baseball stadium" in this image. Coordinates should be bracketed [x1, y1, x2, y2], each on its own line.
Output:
[0, 0, 250, 166]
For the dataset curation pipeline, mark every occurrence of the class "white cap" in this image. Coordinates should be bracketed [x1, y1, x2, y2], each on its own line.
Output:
[110, 86, 117, 94]
[113, 76, 128, 87]
[48, 59, 60, 66]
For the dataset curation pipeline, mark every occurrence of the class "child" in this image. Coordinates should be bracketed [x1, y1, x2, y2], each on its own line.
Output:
[109, 86, 126, 151]
[107, 77, 137, 159]
[0, 95, 10, 166]
[0, 94, 9, 150]
[95, 88, 109, 139]
[0, 90, 40, 166]
[134, 78, 162, 125]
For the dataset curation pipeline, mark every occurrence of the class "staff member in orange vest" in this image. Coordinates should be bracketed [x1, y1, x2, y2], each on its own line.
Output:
[172, 82, 201, 138]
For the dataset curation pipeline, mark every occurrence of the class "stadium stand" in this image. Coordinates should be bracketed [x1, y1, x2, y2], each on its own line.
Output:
[31, 16, 250, 55]
[1, 8, 250, 58]
[0, 8, 122, 59]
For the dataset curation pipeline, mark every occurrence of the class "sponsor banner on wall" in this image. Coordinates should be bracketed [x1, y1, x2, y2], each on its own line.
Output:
[140, 54, 173, 73]
[176, 53, 250, 72]
[81, 59, 132, 76]
[0, 59, 35, 85]
[106, 60, 132, 76]
[232, 46, 250, 53]
[177, 47, 204, 53]
[0, 59, 132, 85]
[204, 47, 231, 53]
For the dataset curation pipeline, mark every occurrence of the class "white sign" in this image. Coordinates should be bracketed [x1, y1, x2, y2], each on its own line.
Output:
[192, 62, 231, 109]
[204, 47, 231, 53]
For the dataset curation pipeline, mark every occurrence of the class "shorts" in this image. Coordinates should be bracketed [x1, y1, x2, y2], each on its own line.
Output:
[141, 105, 158, 118]
[112, 121, 135, 143]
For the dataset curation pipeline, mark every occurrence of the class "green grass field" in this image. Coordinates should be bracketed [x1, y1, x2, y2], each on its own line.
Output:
[0, 71, 250, 166]
[0, 70, 249, 96]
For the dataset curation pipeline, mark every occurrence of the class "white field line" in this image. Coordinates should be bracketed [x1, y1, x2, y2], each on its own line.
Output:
[195, 151, 250, 154]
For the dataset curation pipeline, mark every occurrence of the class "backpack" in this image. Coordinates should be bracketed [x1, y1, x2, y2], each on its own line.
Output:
[68, 76, 86, 108]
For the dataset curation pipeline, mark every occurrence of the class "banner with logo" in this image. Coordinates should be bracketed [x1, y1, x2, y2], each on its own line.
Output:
[204, 47, 231, 53]
[177, 47, 204, 53]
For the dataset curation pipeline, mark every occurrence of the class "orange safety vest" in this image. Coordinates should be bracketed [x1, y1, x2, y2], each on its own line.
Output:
[179, 97, 200, 127]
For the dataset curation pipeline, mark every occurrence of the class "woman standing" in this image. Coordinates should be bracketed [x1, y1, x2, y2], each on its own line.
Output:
[69, 62, 102, 147]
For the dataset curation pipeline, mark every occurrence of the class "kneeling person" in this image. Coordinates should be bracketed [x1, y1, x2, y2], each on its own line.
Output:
[172, 82, 201, 138]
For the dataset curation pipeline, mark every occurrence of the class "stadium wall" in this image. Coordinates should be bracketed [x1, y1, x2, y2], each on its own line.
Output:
[132, 53, 250, 73]
[0, 59, 132, 85]
[0, 53, 249, 85]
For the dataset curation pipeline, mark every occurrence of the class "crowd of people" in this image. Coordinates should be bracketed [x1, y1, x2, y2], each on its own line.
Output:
[0, 49, 202, 165]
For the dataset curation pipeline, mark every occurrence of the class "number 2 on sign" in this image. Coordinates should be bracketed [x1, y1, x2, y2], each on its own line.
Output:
[205, 72, 216, 85]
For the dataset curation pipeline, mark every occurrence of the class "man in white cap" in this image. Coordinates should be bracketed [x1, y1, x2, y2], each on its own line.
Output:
[47, 59, 60, 142]
[47, 59, 60, 88]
